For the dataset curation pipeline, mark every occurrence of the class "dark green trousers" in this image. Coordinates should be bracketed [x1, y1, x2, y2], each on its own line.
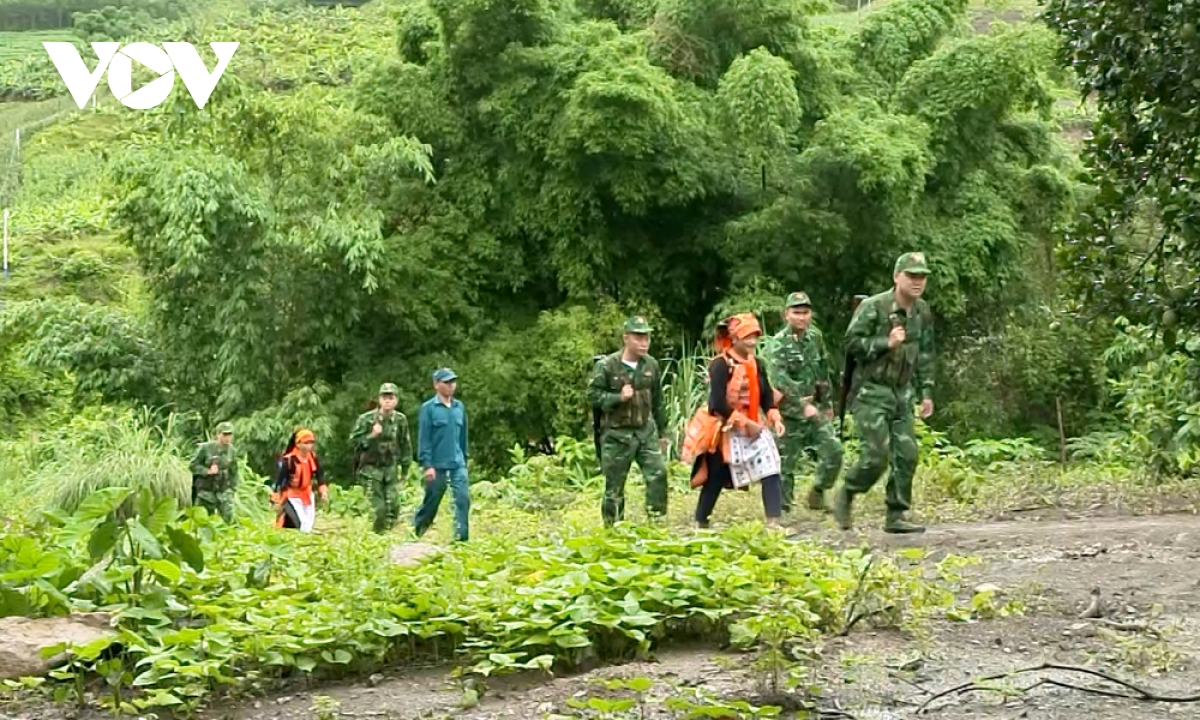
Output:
[599, 421, 667, 525]
[842, 384, 918, 517]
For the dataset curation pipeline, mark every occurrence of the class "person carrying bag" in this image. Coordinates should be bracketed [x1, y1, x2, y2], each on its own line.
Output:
[680, 312, 787, 529]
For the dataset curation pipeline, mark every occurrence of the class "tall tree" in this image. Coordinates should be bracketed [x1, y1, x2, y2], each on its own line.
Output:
[1044, 0, 1200, 330]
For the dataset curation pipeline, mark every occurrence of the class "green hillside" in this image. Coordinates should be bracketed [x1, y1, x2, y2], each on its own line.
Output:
[3, 0, 1200, 717]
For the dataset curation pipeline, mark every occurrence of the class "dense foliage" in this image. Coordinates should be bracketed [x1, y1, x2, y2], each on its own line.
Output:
[4, 0, 1200, 716]
[0, 462, 974, 716]
[0, 0, 1086, 474]
[1044, 0, 1200, 330]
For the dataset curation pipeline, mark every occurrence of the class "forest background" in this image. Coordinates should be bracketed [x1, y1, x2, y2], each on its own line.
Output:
[2, 0, 1200, 715]
[2, 0, 1196, 486]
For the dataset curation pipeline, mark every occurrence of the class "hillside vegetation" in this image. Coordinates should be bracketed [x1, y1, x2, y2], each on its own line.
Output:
[2, 0, 1200, 716]
[3, 0, 1122, 475]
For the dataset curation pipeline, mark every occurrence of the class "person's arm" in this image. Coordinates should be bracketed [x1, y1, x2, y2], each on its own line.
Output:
[813, 329, 835, 412]
[458, 404, 468, 464]
[759, 362, 776, 411]
[759, 361, 784, 430]
[761, 339, 801, 403]
[417, 403, 432, 469]
[273, 456, 290, 493]
[587, 358, 623, 411]
[348, 411, 373, 451]
[229, 452, 239, 490]
[916, 306, 936, 401]
[707, 357, 732, 418]
[314, 455, 328, 500]
[845, 300, 890, 362]
[399, 413, 413, 476]
[189, 444, 208, 476]
[651, 359, 667, 439]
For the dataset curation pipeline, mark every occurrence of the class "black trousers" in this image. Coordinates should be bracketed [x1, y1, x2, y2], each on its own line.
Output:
[694, 451, 783, 525]
[278, 501, 302, 529]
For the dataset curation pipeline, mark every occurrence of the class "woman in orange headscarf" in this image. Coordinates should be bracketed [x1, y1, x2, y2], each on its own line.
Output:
[682, 312, 787, 528]
[271, 428, 328, 532]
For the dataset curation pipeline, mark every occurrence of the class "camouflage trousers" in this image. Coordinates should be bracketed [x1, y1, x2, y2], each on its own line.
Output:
[843, 384, 918, 516]
[778, 412, 844, 512]
[599, 421, 667, 526]
[359, 464, 400, 533]
[193, 487, 234, 523]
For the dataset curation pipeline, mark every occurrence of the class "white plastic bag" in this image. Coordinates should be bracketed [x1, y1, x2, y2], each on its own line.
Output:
[727, 430, 781, 488]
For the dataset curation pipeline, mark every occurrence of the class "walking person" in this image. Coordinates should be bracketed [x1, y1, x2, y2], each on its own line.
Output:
[760, 292, 844, 513]
[587, 315, 670, 526]
[349, 382, 413, 533]
[188, 421, 239, 523]
[682, 312, 787, 529]
[413, 368, 471, 542]
[272, 428, 328, 532]
[834, 252, 935, 534]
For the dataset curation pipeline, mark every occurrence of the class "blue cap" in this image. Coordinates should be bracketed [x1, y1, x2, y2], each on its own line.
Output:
[433, 367, 457, 383]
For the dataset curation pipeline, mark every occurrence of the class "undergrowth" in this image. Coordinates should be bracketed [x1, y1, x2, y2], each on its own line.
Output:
[0, 482, 964, 717]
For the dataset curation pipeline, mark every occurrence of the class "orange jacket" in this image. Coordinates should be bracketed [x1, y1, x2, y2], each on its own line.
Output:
[682, 350, 781, 487]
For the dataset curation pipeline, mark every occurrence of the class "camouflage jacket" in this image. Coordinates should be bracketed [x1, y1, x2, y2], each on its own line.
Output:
[349, 408, 413, 470]
[189, 441, 239, 492]
[760, 325, 835, 416]
[844, 289, 935, 399]
[588, 352, 667, 437]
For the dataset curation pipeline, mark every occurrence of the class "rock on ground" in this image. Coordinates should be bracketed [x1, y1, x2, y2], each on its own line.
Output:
[0, 612, 115, 680]
[388, 541, 442, 567]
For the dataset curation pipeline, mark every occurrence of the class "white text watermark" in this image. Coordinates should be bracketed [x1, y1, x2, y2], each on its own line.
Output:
[43, 42, 240, 110]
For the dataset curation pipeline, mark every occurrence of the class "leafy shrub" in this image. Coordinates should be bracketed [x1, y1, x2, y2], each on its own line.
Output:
[0, 493, 958, 715]
[32, 409, 193, 519]
[1098, 318, 1200, 478]
[0, 298, 166, 409]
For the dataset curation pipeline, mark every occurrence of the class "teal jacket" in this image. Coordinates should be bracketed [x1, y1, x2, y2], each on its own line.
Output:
[418, 396, 468, 470]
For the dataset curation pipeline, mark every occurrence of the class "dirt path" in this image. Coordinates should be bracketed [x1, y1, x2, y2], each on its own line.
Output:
[182, 511, 1200, 720]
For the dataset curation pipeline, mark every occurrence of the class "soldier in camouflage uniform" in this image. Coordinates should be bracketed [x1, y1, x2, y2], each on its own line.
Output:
[760, 292, 844, 514]
[588, 316, 669, 526]
[835, 252, 935, 534]
[349, 382, 413, 533]
[189, 421, 239, 523]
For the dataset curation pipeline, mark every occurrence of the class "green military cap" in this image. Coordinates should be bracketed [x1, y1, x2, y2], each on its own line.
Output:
[623, 315, 652, 334]
[894, 251, 931, 275]
[216, 421, 234, 435]
[785, 291, 812, 308]
[379, 382, 398, 396]
[433, 367, 457, 383]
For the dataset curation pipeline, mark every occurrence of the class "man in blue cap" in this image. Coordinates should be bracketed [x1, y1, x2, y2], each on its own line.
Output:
[414, 367, 471, 542]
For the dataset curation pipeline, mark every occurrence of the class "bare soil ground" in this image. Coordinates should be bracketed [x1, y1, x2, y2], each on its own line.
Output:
[167, 510, 1200, 720]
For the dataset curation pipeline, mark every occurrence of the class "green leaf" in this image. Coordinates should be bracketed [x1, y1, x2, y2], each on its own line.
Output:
[75, 487, 135, 523]
[141, 559, 182, 585]
[295, 656, 318, 673]
[165, 526, 204, 573]
[126, 519, 163, 559]
[553, 633, 591, 649]
[88, 518, 120, 561]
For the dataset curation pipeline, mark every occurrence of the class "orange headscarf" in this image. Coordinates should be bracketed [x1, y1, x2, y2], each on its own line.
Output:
[714, 312, 762, 353]
[295, 429, 315, 444]
[714, 313, 762, 421]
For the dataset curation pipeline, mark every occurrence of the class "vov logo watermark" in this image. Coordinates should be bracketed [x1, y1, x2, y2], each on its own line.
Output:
[43, 42, 239, 111]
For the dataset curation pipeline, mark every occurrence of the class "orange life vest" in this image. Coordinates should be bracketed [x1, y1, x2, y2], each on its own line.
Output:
[272, 450, 320, 527]
[681, 350, 782, 487]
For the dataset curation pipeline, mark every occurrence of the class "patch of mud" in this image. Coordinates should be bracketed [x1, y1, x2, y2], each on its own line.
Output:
[813, 513, 1200, 719]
